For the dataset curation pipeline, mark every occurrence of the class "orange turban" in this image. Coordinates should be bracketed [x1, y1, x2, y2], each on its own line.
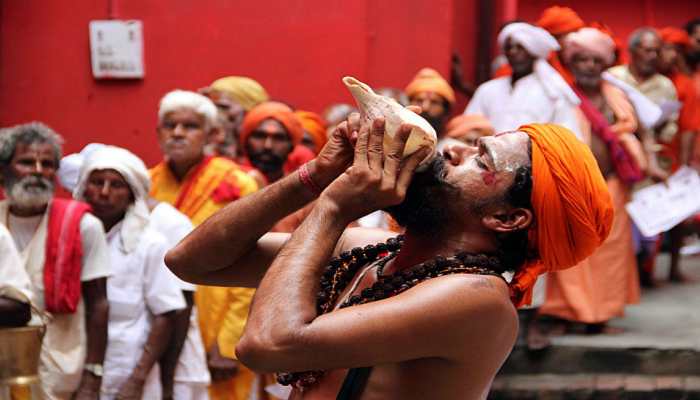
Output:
[536, 6, 585, 36]
[405, 68, 456, 105]
[445, 114, 495, 139]
[239, 102, 304, 148]
[659, 27, 691, 47]
[510, 124, 614, 307]
[295, 110, 328, 153]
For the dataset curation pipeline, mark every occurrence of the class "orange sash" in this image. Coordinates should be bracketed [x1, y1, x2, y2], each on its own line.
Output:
[150, 157, 251, 221]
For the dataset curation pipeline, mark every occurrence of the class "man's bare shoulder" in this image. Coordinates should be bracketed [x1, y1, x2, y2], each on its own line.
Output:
[410, 273, 516, 321]
[394, 273, 518, 358]
[334, 226, 397, 255]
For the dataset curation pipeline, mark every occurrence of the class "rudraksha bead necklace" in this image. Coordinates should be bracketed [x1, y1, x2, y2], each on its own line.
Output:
[276, 235, 505, 390]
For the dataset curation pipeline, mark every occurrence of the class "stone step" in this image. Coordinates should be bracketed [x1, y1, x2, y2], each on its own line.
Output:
[500, 346, 700, 376]
[488, 374, 700, 400]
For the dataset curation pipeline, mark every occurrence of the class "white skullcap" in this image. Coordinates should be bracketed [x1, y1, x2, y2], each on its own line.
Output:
[58, 143, 107, 192]
[158, 89, 218, 128]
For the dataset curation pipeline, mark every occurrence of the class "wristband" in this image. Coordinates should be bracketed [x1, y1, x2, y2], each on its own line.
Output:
[299, 163, 322, 196]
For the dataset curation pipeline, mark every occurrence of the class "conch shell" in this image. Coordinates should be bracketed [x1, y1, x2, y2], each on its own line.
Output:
[342, 76, 437, 167]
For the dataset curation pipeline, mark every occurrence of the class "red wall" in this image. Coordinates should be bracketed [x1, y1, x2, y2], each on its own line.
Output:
[2, 0, 698, 167]
[0, 0, 459, 166]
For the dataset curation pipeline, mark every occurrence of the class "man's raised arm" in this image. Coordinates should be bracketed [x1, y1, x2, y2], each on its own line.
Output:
[165, 122, 356, 287]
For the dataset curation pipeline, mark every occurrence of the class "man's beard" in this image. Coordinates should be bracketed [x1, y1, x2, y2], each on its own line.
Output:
[574, 72, 602, 90]
[5, 175, 54, 209]
[420, 112, 445, 134]
[636, 60, 658, 77]
[686, 51, 700, 68]
[384, 155, 455, 234]
[248, 149, 286, 174]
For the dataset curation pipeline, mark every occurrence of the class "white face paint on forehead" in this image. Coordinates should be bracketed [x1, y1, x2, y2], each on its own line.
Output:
[483, 131, 530, 173]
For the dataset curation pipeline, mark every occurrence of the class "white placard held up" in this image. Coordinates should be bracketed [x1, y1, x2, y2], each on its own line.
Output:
[89, 20, 144, 79]
[625, 167, 700, 237]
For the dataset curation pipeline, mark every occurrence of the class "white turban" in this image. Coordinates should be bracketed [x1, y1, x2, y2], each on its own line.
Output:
[498, 22, 580, 107]
[74, 145, 151, 252]
[498, 22, 560, 59]
[562, 27, 616, 66]
[58, 143, 106, 192]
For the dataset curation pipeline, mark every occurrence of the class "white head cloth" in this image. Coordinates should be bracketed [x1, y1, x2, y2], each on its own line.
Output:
[562, 27, 617, 66]
[74, 145, 151, 253]
[601, 71, 663, 129]
[58, 143, 107, 192]
[498, 22, 580, 106]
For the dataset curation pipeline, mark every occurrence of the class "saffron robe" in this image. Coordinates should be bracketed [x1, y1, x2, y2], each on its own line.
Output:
[150, 156, 259, 400]
[541, 87, 640, 323]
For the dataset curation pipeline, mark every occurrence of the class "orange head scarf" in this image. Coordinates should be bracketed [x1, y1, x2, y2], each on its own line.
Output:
[510, 124, 614, 307]
[536, 6, 585, 36]
[659, 27, 691, 47]
[445, 114, 495, 139]
[295, 110, 328, 153]
[239, 102, 304, 149]
[405, 68, 456, 105]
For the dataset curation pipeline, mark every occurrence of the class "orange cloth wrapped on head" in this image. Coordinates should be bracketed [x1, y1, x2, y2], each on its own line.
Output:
[536, 6, 585, 36]
[295, 110, 328, 153]
[404, 68, 456, 105]
[239, 101, 304, 148]
[445, 114, 494, 140]
[658, 27, 691, 47]
[509, 123, 614, 307]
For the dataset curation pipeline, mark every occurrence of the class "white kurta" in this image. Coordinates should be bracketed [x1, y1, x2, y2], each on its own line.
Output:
[0, 223, 32, 303]
[465, 74, 582, 139]
[0, 200, 111, 400]
[101, 223, 186, 399]
[149, 202, 211, 394]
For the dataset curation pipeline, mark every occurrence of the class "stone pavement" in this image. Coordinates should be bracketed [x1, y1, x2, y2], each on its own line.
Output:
[489, 253, 700, 399]
[550, 253, 700, 351]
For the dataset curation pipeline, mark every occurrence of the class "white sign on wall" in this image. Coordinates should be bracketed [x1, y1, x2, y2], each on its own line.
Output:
[89, 20, 144, 79]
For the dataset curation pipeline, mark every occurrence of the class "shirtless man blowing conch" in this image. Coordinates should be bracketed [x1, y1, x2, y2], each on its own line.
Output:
[166, 114, 613, 400]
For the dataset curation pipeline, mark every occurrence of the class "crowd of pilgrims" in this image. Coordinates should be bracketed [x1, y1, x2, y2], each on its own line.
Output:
[0, 5, 699, 400]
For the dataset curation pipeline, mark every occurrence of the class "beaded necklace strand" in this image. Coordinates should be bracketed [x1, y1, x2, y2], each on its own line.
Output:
[276, 235, 506, 390]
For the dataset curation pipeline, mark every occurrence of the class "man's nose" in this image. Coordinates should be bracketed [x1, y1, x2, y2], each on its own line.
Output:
[443, 143, 475, 165]
[172, 123, 186, 137]
[31, 160, 44, 175]
[263, 136, 274, 149]
[100, 182, 111, 196]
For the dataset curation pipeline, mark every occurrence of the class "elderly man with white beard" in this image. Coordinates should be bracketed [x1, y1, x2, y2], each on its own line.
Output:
[0, 122, 111, 400]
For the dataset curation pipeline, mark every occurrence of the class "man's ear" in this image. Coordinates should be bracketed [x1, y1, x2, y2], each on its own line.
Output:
[207, 126, 225, 146]
[481, 207, 533, 233]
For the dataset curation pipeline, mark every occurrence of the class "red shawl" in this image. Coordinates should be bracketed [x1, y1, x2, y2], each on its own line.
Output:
[573, 87, 643, 185]
[43, 198, 91, 313]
